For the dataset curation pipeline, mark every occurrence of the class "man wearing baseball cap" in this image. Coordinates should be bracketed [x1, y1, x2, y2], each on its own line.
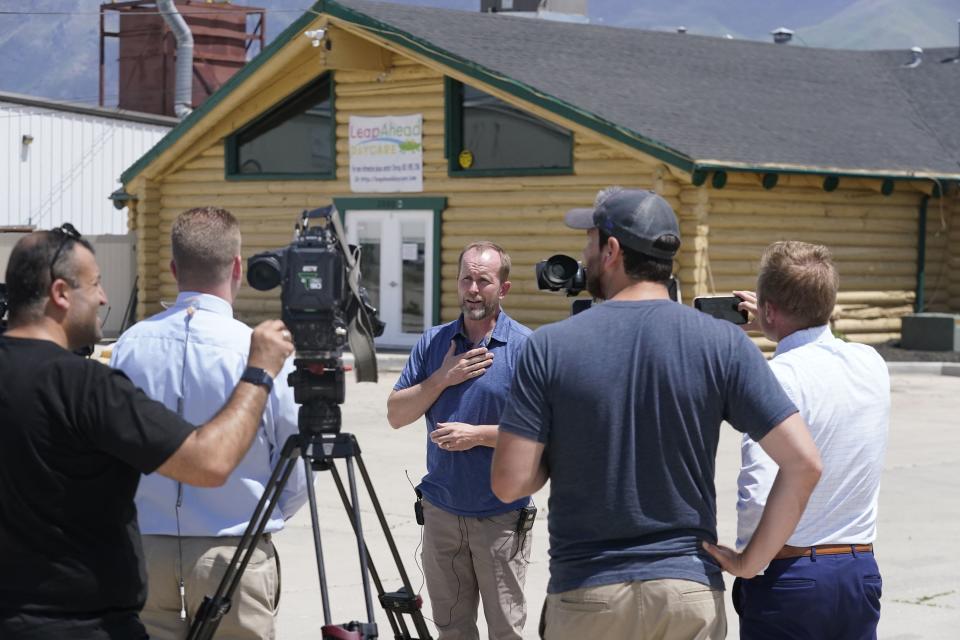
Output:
[491, 187, 822, 640]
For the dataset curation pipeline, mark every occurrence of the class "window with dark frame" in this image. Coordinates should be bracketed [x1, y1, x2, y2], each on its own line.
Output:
[227, 73, 335, 179]
[447, 79, 573, 175]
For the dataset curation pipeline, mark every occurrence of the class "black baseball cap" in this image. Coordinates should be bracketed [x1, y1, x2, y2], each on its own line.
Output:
[564, 187, 681, 260]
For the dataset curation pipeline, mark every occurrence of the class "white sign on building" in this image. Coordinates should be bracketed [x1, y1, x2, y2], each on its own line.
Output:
[348, 114, 423, 193]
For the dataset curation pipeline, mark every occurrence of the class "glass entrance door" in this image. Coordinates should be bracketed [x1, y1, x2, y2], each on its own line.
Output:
[345, 210, 433, 348]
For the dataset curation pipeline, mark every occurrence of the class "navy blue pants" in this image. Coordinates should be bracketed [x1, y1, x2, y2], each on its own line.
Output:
[735, 550, 881, 640]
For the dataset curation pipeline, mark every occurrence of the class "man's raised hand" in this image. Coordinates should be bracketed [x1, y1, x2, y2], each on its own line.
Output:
[733, 290, 762, 334]
[248, 320, 295, 378]
[437, 340, 493, 388]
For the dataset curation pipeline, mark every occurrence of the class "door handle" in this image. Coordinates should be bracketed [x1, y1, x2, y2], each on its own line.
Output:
[389, 281, 398, 287]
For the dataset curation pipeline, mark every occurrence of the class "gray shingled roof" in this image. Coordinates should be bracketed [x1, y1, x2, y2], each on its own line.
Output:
[335, 0, 960, 177]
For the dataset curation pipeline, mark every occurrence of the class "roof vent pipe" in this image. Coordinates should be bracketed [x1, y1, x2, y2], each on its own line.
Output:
[942, 19, 960, 63]
[771, 27, 794, 44]
[955, 18, 960, 60]
[157, 0, 193, 118]
[904, 46, 924, 68]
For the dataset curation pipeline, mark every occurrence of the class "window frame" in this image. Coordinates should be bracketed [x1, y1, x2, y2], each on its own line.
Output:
[225, 73, 337, 181]
[332, 196, 445, 326]
[444, 77, 573, 178]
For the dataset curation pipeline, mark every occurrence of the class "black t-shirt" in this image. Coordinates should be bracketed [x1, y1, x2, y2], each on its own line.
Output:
[0, 337, 195, 616]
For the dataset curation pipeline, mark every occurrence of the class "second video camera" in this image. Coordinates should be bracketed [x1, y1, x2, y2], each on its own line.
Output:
[534, 253, 681, 306]
[535, 254, 585, 296]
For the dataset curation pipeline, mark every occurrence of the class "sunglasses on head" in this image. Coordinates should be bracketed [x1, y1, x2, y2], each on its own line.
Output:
[49, 223, 82, 286]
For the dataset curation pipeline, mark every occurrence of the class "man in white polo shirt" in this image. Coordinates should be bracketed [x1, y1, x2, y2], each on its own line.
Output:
[722, 241, 889, 639]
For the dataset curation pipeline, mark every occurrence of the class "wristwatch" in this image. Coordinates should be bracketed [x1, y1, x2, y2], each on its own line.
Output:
[240, 366, 274, 392]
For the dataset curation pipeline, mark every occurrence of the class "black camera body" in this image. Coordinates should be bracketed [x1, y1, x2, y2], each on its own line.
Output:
[248, 208, 353, 356]
[534, 253, 681, 313]
[535, 254, 586, 297]
[248, 206, 385, 358]
[247, 206, 383, 433]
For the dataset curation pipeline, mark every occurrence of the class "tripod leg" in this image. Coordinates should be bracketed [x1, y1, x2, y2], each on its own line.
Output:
[310, 434, 431, 640]
[354, 454, 422, 598]
[328, 464, 405, 639]
[355, 453, 435, 640]
[345, 457, 378, 626]
[187, 435, 301, 640]
[305, 455, 333, 626]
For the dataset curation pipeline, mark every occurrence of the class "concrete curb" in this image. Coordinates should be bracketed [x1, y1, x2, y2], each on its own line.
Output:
[887, 361, 960, 376]
[342, 350, 409, 373]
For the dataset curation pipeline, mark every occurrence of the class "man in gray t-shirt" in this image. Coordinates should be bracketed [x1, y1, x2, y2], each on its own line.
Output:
[492, 188, 823, 640]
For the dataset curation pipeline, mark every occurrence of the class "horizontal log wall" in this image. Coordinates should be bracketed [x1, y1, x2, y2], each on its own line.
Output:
[131, 178, 162, 316]
[132, 41, 960, 348]
[142, 51, 673, 328]
[690, 173, 952, 346]
[926, 191, 960, 313]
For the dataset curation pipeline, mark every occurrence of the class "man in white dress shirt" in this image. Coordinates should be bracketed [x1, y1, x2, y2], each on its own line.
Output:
[111, 207, 308, 640]
[730, 241, 889, 639]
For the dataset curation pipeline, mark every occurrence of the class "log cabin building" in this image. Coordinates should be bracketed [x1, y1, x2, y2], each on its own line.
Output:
[117, 0, 960, 349]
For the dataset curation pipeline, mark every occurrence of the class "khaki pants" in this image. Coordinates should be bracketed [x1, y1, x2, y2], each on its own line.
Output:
[421, 499, 532, 640]
[542, 579, 725, 640]
[140, 534, 279, 640]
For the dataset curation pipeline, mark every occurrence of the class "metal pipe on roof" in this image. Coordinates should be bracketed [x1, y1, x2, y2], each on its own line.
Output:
[903, 47, 923, 68]
[157, 0, 193, 118]
[771, 27, 794, 44]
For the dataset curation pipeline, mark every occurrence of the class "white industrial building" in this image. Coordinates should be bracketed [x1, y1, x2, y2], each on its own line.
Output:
[0, 92, 174, 336]
[0, 91, 174, 235]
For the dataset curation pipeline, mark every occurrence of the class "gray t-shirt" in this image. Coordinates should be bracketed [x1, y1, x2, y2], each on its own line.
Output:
[499, 299, 797, 593]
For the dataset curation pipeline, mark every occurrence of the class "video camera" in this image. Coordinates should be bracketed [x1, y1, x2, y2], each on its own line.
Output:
[535, 255, 585, 297]
[535, 253, 681, 311]
[189, 209, 429, 640]
[246, 205, 384, 433]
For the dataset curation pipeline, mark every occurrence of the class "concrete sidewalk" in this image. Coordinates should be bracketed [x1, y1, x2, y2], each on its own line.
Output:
[271, 372, 960, 639]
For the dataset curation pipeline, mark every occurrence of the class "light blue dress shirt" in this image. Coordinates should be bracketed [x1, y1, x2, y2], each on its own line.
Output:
[110, 292, 308, 536]
[736, 324, 890, 551]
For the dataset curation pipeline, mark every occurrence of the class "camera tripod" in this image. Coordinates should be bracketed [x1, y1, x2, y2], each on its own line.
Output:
[186, 360, 432, 640]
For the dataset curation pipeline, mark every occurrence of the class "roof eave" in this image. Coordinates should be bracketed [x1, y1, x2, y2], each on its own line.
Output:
[119, 0, 960, 190]
[693, 160, 960, 183]
[121, 0, 697, 186]
[321, 0, 696, 172]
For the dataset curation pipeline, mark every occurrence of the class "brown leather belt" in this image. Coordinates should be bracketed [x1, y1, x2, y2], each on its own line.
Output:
[774, 543, 873, 560]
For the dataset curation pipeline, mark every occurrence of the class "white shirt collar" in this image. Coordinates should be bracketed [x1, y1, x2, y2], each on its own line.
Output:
[171, 291, 234, 318]
[773, 324, 833, 358]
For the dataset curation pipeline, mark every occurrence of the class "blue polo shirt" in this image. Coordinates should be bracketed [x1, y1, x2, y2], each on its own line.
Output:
[395, 311, 532, 517]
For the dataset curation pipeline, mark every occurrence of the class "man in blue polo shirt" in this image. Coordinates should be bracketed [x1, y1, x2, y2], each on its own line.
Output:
[388, 241, 533, 640]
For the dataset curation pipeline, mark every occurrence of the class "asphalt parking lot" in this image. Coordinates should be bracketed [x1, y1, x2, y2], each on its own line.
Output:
[271, 369, 960, 639]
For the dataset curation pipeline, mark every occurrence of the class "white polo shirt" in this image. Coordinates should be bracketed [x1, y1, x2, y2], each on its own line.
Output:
[736, 324, 890, 550]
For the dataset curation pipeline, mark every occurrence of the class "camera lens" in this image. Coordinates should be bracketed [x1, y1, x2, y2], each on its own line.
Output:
[546, 261, 570, 281]
[536, 254, 580, 290]
[247, 253, 282, 291]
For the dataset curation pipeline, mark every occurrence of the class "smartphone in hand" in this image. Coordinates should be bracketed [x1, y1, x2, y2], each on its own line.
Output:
[694, 295, 748, 325]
